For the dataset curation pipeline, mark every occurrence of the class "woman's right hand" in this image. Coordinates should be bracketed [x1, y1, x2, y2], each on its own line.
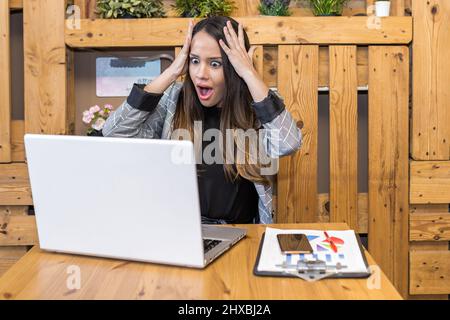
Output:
[167, 20, 194, 79]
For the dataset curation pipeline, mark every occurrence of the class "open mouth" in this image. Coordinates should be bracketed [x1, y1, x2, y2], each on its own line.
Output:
[197, 85, 214, 100]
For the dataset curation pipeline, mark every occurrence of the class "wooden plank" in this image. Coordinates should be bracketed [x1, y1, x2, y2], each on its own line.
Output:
[410, 242, 449, 251]
[0, 164, 32, 205]
[411, 0, 450, 160]
[410, 204, 449, 214]
[410, 161, 450, 204]
[24, 0, 69, 135]
[11, 120, 25, 162]
[65, 17, 413, 48]
[368, 46, 409, 298]
[0, 215, 37, 246]
[264, 46, 369, 88]
[410, 251, 450, 294]
[66, 48, 76, 135]
[0, 247, 27, 278]
[0, 206, 28, 216]
[410, 212, 450, 242]
[232, 0, 260, 16]
[0, 0, 11, 163]
[73, 0, 97, 19]
[318, 192, 368, 233]
[391, 0, 406, 16]
[277, 45, 318, 223]
[329, 46, 358, 230]
[8, 0, 23, 10]
[253, 45, 264, 78]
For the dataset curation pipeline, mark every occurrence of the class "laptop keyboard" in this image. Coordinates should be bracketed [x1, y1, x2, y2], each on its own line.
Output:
[203, 239, 222, 253]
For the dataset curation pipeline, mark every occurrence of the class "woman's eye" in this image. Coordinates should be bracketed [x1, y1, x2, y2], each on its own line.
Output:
[211, 61, 222, 68]
[190, 57, 199, 64]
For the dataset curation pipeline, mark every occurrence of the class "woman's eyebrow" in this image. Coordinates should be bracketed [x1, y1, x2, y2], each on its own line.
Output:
[189, 53, 222, 60]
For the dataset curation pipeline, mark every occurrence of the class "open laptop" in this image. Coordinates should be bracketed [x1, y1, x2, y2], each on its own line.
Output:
[24, 134, 247, 268]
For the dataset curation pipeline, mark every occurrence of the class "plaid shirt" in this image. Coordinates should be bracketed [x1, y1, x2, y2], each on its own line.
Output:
[103, 82, 302, 223]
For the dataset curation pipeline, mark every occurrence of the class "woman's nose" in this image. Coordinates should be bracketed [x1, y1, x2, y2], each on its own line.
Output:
[196, 63, 209, 79]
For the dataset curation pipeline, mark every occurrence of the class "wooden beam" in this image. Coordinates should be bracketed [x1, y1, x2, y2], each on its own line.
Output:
[0, 212, 37, 246]
[65, 17, 413, 48]
[410, 212, 450, 242]
[11, 120, 25, 162]
[411, 0, 450, 160]
[0, 247, 27, 278]
[8, 0, 23, 10]
[329, 46, 358, 230]
[410, 251, 450, 295]
[0, 0, 11, 163]
[410, 161, 450, 204]
[0, 163, 32, 205]
[318, 192, 368, 234]
[368, 46, 409, 298]
[24, 0, 69, 135]
[277, 45, 318, 223]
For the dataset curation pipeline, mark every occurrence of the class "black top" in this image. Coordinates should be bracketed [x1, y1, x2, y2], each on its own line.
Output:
[197, 105, 259, 224]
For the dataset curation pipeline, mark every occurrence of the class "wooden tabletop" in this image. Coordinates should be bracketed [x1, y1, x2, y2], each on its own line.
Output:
[0, 223, 402, 300]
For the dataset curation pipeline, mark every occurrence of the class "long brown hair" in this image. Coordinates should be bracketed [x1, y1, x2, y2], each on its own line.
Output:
[172, 16, 271, 186]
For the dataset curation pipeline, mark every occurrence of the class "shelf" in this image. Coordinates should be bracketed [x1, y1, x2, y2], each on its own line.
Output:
[65, 16, 412, 48]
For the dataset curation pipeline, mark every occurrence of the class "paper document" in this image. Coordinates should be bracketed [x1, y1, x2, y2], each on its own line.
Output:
[257, 227, 369, 274]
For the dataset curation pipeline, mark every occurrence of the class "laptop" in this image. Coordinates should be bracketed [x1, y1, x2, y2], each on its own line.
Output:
[24, 134, 247, 268]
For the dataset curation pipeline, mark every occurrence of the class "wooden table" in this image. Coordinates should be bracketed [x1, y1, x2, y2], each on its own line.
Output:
[0, 223, 402, 300]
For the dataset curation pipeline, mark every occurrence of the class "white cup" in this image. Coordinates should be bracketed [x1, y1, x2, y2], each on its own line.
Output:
[375, 1, 391, 17]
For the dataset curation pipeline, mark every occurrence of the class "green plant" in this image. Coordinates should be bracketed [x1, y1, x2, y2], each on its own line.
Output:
[258, 0, 291, 16]
[304, 0, 349, 16]
[96, 0, 166, 19]
[172, 0, 236, 18]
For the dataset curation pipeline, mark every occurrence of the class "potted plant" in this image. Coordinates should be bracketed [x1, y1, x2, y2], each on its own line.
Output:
[96, 0, 166, 19]
[258, 0, 292, 16]
[304, 0, 349, 16]
[82, 104, 114, 136]
[172, 0, 236, 18]
[375, 0, 390, 17]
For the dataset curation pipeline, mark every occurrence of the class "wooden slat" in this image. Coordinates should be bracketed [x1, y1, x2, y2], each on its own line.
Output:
[8, 0, 23, 10]
[0, 247, 27, 278]
[24, 0, 68, 135]
[410, 212, 450, 241]
[277, 45, 318, 223]
[232, 0, 260, 16]
[73, 0, 97, 19]
[410, 161, 450, 204]
[253, 45, 264, 78]
[11, 120, 25, 162]
[66, 48, 76, 135]
[0, 206, 37, 246]
[318, 192, 368, 233]
[329, 46, 358, 230]
[412, 0, 450, 160]
[391, 0, 406, 16]
[0, 163, 32, 205]
[410, 251, 450, 295]
[264, 46, 368, 88]
[65, 17, 412, 48]
[368, 46, 409, 298]
[0, 0, 12, 163]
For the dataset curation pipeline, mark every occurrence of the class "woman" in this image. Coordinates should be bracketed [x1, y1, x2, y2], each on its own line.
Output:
[103, 16, 302, 224]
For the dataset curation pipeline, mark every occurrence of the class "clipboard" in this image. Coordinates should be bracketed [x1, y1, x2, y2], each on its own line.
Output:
[253, 231, 371, 280]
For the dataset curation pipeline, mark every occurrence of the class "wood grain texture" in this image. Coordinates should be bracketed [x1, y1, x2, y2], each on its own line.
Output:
[0, 247, 27, 278]
[410, 161, 450, 204]
[0, 223, 402, 300]
[277, 45, 318, 223]
[329, 46, 358, 230]
[0, 0, 11, 163]
[24, 0, 69, 135]
[368, 46, 409, 298]
[410, 212, 450, 241]
[0, 163, 32, 205]
[65, 17, 412, 48]
[73, 0, 97, 19]
[0, 206, 37, 246]
[410, 251, 450, 294]
[411, 0, 450, 160]
[318, 192, 368, 233]
[8, 0, 23, 10]
[264, 46, 368, 88]
[11, 121, 25, 162]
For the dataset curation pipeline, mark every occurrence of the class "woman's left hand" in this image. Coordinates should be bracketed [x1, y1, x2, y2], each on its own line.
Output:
[219, 21, 258, 81]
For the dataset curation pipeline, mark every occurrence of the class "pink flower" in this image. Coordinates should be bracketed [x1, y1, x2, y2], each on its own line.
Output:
[92, 118, 106, 131]
[82, 110, 94, 124]
[99, 109, 105, 116]
[89, 105, 101, 114]
[104, 104, 113, 110]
